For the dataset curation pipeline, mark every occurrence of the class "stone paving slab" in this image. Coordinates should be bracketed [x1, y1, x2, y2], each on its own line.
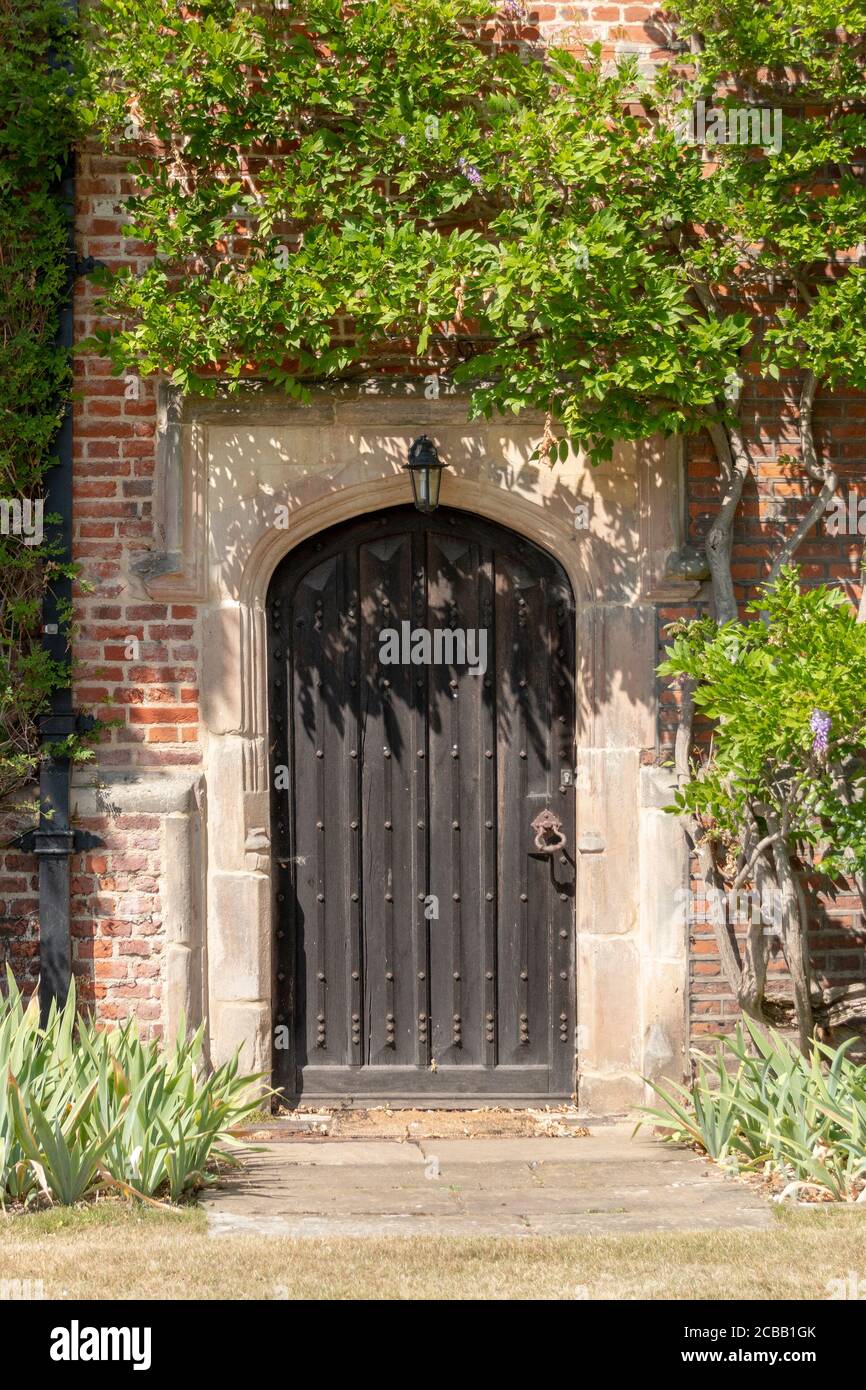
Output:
[203, 1123, 771, 1237]
[254, 1140, 426, 1166]
[416, 1136, 609, 1163]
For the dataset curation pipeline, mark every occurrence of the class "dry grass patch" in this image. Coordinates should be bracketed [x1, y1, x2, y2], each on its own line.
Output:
[1, 1203, 865, 1299]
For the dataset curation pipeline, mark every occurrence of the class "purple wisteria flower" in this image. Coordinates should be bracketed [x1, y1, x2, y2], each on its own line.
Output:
[503, 0, 527, 19]
[457, 157, 483, 187]
[810, 708, 831, 759]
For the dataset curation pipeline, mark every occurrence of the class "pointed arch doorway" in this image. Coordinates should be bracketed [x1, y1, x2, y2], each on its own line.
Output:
[267, 505, 576, 1101]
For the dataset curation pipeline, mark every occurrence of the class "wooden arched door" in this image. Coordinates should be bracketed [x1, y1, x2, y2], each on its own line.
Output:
[268, 506, 576, 1101]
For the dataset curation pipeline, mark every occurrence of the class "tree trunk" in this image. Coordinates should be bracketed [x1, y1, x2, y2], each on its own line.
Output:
[675, 678, 769, 1024]
[769, 828, 814, 1055]
[766, 371, 838, 590]
[706, 418, 751, 624]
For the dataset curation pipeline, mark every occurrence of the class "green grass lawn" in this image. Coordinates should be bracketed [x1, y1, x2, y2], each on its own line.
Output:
[1, 1202, 865, 1300]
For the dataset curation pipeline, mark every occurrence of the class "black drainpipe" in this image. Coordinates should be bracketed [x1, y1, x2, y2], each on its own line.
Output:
[16, 0, 100, 1023]
[35, 130, 78, 1024]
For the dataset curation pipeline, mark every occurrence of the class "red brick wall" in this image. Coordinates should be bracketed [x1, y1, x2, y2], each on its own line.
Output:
[0, 144, 203, 1030]
[1, 3, 863, 1043]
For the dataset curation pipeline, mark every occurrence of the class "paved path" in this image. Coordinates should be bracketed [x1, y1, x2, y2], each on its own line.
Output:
[203, 1124, 771, 1237]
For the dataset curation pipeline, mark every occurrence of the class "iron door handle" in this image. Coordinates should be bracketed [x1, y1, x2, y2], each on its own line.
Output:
[530, 809, 567, 855]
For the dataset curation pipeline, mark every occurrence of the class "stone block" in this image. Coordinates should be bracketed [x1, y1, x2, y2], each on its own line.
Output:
[639, 769, 689, 963]
[577, 935, 640, 1071]
[201, 605, 242, 734]
[576, 749, 639, 935]
[577, 603, 657, 749]
[577, 1071, 644, 1116]
[209, 870, 271, 1002]
[212, 1000, 272, 1079]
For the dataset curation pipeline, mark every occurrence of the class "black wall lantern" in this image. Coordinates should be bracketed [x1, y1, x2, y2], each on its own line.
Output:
[405, 435, 447, 513]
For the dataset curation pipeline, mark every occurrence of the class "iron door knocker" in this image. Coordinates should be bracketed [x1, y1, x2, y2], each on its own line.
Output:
[530, 809, 567, 855]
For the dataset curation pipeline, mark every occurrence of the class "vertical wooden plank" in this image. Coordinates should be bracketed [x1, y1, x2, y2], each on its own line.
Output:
[521, 553, 553, 1075]
[549, 581, 577, 1094]
[288, 562, 323, 1074]
[427, 523, 486, 1069]
[291, 553, 352, 1068]
[494, 550, 526, 1073]
[269, 586, 293, 1092]
[360, 526, 418, 1068]
[479, 549, 498, 1070]
[411, 524, 431, 1068]
[344, 543, 363, 1068]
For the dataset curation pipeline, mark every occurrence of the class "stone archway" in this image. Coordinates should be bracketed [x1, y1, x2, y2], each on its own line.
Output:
[137, 380, 694, 1113]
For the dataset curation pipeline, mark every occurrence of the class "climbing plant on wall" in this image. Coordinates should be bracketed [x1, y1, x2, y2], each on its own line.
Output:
[0, 0, 81, 806]
[82, 0, 866, 616]
[80, 0, 750, 461]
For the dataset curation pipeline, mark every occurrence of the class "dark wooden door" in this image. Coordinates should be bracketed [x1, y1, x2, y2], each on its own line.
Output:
[268, 506, 576, 1101]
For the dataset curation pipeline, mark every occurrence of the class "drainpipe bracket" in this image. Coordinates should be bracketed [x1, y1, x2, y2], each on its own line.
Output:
[38, 712, 97, 739]
[33, 829, 76, 857]
[37, 712, 99, 759]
